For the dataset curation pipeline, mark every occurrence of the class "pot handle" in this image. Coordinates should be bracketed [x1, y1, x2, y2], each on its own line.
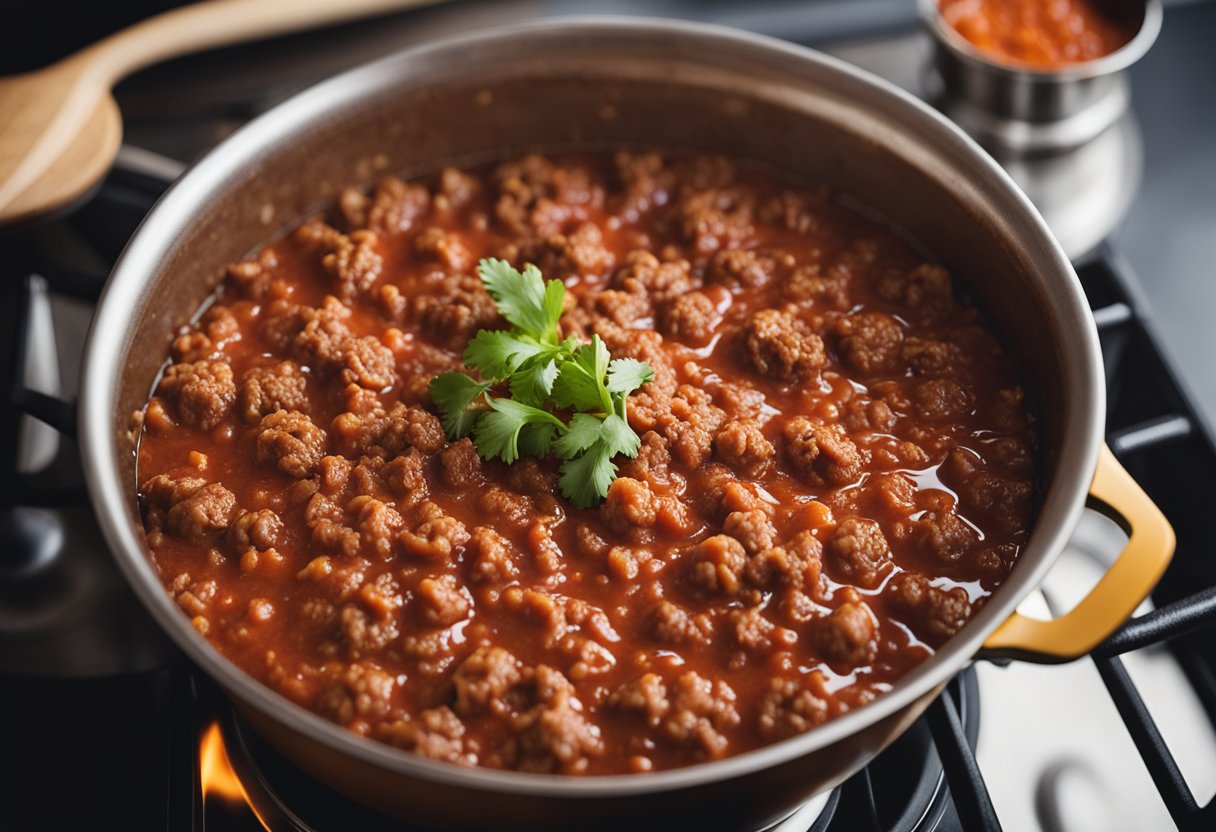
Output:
[980, 444, 1174, 663]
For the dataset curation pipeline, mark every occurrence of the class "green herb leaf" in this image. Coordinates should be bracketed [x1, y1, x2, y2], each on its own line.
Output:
[552, 413, 606, 460]
[598, 413, 641, 459]
[432, 262, 654, 508]
[606, 357, 654, 397]
[558, 442, 617, 509]
[518, 421, 558, 458]
[509, 358, 559, 408]
[428, 372, 492, 438]
[552, 335, 612, 413]
[478, 258, 564, 341]
[464, 330, 549, 381]
[472, 395, 566, 464]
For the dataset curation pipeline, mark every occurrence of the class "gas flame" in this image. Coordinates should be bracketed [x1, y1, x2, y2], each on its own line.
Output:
[198, 721, 271, 830]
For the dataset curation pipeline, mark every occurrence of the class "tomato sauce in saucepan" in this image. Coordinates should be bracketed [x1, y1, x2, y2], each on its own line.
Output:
[939, 0, 1135, 68]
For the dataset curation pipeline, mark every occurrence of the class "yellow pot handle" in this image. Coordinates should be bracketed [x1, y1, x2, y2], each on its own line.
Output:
[981, 444, 1175, 663]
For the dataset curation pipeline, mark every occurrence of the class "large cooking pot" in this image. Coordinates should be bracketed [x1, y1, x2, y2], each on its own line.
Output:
[79, 17, 1175, 831]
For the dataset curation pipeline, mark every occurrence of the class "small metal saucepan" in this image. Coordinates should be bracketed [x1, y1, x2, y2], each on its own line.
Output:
[921, 0, 1163, 153]
[79, 18, 1174, 831]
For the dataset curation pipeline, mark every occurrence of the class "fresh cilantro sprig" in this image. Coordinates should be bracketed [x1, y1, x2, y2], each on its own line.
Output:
[428, 258, 653, 508]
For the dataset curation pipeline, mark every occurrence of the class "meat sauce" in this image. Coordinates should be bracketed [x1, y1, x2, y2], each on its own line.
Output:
[939, 0, 1135, 68]
[137, 153, 1037, 775]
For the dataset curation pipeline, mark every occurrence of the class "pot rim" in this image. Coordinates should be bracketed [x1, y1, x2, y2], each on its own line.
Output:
[79, 15, 1103, 798]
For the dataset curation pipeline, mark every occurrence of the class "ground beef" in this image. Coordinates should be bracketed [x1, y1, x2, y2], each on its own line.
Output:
[509, 666, 604, 774]
[661, 290, 720, 346]
[611, 671, 740, 760]
[451, 646, 524, 718]
[713, 420, 775, 479]
[814, 600, 878, 667]
[293, 298, 396, 390]
[689, 535, 749, 595]
[963, 473, 1034, 536]
[164, 482, 237, 542]
[783, 419, 864, 487]
[611, 250, 697, 304]
[352, 177, 431, 233]
[414, 273, 499, 350]
[229, 508, 283, 553]
[467, 526, 519, 584]
[707, 247, 788, 288]
[416, 574, 473, 627]
[440, 439, 484, 488]
[600, 477, 657, 536]
[239, 361, 309, 423]
[677, 186, 755, 255]
[379, 706, 474, 766]
[826, 518, 892, 589]
[722, 509, 776, 556]
[903, 337, 963, 375]
[332, 403, 445, 459]
[745, 530, 823, 593]
[743, 309, 826, 383]
[886, 573, 973, 645]
[914, 379, 975, 420]
[257, 410, 327, 479]
[757, 678, 829, 740]
[322, 229, 383, 301]
[339, 602, 400, 659]
[383, 449, 428, 501]
[399, 510, 470, 560]
[414, 227, 472, 273]
[156, 359, 235, 430]
[836, 312, 904, 374]
[508, 222, 615, 280]
[649, 600, 713, 645]
[875, 263, 954, 313]
[911, 509, 982, 564]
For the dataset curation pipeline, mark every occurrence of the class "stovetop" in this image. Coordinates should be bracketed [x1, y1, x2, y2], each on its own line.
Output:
[3, 2, 1216, 831]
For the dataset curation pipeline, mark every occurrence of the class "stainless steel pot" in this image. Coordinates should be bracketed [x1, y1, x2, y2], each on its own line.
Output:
[78, 17, 1174, 832]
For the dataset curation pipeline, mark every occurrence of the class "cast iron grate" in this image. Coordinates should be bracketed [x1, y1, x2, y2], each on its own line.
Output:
[3, 157, 1216, 831]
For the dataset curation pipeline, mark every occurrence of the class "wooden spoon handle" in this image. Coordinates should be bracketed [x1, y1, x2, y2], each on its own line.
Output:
[77, 0, 445, 85]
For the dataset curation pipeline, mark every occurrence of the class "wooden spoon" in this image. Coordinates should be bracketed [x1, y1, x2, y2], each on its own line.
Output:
[0, 0, 444, 226]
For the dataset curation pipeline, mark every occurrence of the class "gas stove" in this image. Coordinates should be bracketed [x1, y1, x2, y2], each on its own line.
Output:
[2, 2, 1215, 830]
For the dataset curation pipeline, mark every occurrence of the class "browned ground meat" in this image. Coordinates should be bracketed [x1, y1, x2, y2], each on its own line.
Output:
[713, 420, 775, 479]
[662, 290, 720, 346]
[138, 152, 1037, 776]
[743, 309, 826, 382]
[155, 359, 235, 430]
[885, 573, 973, 645]
[826, 518, 892, 589]
[783, 419, 864, 487]
[239, 361, 309, 423]
[256, 410, 327, 479]
[836, 311, 904, 374]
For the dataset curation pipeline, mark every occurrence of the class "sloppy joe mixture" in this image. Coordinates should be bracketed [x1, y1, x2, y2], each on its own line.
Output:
[138, 152, 1037, 775]
[939, 0, 1134, 68]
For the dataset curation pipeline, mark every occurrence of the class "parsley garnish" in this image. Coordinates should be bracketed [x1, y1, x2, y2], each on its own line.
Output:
[428, 258, 653, 508]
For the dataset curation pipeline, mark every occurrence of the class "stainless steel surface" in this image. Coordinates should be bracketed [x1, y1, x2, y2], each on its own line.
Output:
[79, 16, 1102, 831]
[920, 0, 1163, 152]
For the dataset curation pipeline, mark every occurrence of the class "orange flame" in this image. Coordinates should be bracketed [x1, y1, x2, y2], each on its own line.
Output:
[198, 721, 271, 830]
